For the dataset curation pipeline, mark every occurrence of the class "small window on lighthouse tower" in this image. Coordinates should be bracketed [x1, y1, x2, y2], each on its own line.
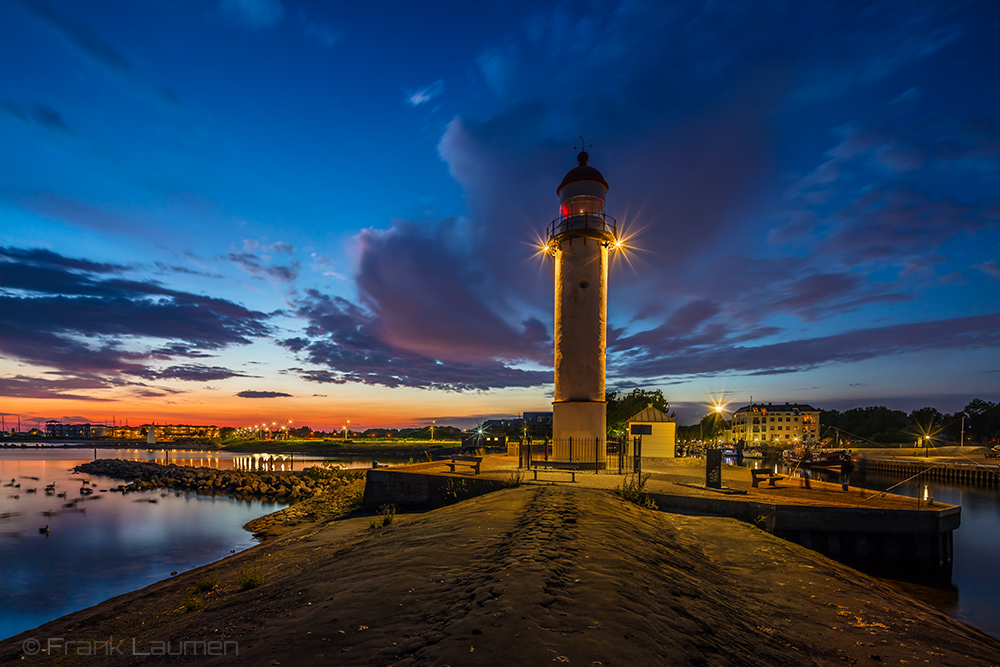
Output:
[561, 195, 604, 219]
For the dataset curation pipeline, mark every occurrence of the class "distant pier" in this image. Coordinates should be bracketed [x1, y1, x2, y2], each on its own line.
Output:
[859, 457, 1000, 487]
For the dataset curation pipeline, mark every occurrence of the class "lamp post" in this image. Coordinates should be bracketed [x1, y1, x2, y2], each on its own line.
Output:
[343, 420, 350, 441]
[713, 405, 724, 448]
[430, 420, 436, 441]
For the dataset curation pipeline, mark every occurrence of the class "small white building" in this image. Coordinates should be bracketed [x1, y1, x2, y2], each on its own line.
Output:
[626, 403, 677, 458]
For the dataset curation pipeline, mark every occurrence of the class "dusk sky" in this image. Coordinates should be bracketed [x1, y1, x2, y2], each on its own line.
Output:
[1, 0, 998, 430]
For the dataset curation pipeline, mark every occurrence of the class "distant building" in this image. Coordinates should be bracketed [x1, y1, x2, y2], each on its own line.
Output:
[45, 422, 106, 439]
[731, 402, 820, 445]
[45, 422, 219, 441]
[626, 403, 677, 457]
[146, 424, 220, 441]
[108, 425, 144, 440]
[478, 412, 553, 439]
[523, 412, 552, 438]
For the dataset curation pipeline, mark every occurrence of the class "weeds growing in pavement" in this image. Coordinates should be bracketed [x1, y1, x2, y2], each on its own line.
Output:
[613, 473, 657, 510]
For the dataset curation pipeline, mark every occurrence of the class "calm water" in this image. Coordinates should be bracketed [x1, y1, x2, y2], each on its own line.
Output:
[728, 455, 1000, 639]
[0, 447, 376, 640]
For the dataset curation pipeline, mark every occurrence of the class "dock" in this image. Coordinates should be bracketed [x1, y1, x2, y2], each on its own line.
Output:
[858, 454, 1000, 487]
[364, 455, 960, 570]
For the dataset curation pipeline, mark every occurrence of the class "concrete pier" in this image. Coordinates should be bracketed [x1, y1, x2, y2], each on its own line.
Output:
[363, 456, 961, 571]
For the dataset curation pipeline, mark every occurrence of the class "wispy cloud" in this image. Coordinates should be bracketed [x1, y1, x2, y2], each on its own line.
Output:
[15, 0, 179, 107]
[406, 80, 444, 107]
[974, 260, 1000, 279]
[296, 9, 338, 48]
[0, 99, 71, 134]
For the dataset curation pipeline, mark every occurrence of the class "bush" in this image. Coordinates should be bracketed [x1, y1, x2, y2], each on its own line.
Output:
[238, 566, 264, 590]
[182, 593, 205, 613]
[196, 573, 220, 592]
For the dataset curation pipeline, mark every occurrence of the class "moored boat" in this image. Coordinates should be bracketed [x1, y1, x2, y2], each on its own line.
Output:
[784, 448, 853, 468]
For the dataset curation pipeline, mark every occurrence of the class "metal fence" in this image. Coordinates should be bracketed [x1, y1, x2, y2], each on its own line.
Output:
[608, 435, 643, 475]
[517, 435, 649, 474]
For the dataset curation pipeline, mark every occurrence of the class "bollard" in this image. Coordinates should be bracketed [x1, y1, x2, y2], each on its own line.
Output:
[705, 449, 722, 489]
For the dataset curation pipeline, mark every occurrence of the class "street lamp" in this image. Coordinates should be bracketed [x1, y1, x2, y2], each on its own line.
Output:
[430, 420, 436, 441]
[712, 405, 725, 448]
[343, 420, 350, 441]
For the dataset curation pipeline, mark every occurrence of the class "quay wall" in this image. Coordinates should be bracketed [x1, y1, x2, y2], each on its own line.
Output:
[363, 468, 507, 509]
[859, 458, 1000, 487]
[647, 490, 959, 570]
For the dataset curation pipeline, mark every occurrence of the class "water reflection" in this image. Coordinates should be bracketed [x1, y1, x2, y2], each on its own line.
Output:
[717, 453, 1000, 639]
[0, 450, 304, 640]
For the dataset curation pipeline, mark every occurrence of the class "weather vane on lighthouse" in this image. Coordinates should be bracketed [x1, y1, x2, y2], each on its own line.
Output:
[543, 140, 621, 467]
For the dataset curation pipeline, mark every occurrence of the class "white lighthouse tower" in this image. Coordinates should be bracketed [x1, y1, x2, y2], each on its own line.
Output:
[547, 147, 617, 465]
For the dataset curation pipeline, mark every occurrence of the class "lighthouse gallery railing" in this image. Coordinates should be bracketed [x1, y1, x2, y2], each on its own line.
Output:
[547, 212, 617, 242]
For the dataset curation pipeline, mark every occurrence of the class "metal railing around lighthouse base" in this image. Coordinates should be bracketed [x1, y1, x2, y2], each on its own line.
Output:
[518, 436, 609, 471]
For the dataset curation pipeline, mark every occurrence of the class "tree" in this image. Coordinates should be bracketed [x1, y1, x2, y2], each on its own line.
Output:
[909, 407, 943, 438]
[964, 399, 1000, 443]
[605, 388, 673, 437]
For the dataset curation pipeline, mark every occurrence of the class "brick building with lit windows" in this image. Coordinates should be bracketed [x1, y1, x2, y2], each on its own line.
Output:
[731, 402, 821, 446]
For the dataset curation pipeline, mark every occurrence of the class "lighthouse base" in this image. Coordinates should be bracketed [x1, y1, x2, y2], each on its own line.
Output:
[552, 401, 607, 466]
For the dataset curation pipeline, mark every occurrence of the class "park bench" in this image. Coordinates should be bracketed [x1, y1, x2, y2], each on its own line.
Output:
[446, 455, 482, 474]
[529, 461, 594, 482]
[750, 468, 785, 488]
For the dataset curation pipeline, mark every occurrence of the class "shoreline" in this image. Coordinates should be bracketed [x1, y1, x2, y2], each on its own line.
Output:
[2, 484, 999, 665]
[0, 439, 469, 459]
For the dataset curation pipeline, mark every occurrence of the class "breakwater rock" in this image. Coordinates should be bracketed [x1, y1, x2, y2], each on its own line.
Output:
[74, 458, 362, 503]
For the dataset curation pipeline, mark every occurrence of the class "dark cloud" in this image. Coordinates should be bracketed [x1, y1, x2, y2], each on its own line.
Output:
[0, 375, 114, 402]
[236, 390, 292, 398]
[611, 313, 1000, 380]
[402, 0, 999, 391]
[355, 220, 549, 365]
[245, 0, 1000, 397]
[281, 289, 550, 391]
[227, 252, 301, 283]
[154, 263, 225, 279]
[0, 247, 272, 385]
[774, 109, 1000, 271]
[136, 365, 253, 382]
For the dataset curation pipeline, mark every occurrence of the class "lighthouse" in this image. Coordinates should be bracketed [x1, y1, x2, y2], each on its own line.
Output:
[546, 148, 618, 464]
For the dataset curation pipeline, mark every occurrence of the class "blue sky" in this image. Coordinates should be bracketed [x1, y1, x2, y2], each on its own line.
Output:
[0, 0, 998, 429]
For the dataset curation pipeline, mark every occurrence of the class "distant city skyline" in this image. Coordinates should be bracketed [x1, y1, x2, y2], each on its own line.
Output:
[1, 1, 998, 428]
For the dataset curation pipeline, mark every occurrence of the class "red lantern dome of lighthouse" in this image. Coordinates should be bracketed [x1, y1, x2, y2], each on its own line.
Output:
[556, 151, 609, 196]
